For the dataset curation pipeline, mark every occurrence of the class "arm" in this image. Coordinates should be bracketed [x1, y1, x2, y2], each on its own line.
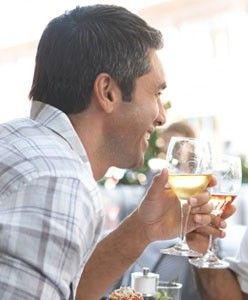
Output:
[77, 169, 214, 299]
[195, 268, 244, 300]
[188, 204, 248, 300]
[0, 176, 85, 299]
[76, 210, 149, 299]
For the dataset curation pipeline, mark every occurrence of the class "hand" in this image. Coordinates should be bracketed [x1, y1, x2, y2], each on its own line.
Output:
[187, 202, 236, 253]
[137, 169, 214, 242]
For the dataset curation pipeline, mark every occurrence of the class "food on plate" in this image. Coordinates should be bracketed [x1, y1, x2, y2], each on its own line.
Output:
[108, 287, 144, 300]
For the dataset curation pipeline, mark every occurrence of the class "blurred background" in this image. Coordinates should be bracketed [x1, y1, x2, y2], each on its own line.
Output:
[1, 0, 248, 229]
[1, 0, 248, 150]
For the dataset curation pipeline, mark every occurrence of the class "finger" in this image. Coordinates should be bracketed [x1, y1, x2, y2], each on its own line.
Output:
[193, 214, 212, 227]
[194, 225, 226, 238]
[189, 191, 210, 207]
[221, 203, 236, 219]
[150, 168, 168, 189]
[187, 213, 212, 233]
[146, 169, 169, 199]
[188, 211, 225, 232]
[191, 202, 213, 214]
[207, 175, 217, 188]
[210, 214, 227, 229]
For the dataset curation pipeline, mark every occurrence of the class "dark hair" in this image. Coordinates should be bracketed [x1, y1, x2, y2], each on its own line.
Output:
[29, 5, 163, 114]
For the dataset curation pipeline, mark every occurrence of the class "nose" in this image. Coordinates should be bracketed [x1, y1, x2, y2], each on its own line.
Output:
[155, 100, 166, 126]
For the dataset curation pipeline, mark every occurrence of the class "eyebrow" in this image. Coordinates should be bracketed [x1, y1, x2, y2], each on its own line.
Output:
[158, 82, 167, 90]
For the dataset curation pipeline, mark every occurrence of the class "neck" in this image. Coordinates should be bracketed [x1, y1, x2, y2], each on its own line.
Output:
[68, 111, 110, 181]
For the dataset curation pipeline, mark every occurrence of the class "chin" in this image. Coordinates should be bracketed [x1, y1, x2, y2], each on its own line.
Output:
[118, 152, 144, 169]
[132, 156, 144, 169]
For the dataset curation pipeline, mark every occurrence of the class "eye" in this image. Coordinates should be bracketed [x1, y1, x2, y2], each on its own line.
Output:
[156, 91, 163, 99]
[156, 90, 167, 104]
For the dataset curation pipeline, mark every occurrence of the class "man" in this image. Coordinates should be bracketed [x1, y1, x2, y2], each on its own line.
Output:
[194, 225, 248, 300]
[0, 5, 221, 300]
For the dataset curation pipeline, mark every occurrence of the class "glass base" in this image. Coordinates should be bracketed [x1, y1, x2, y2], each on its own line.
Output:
[189, 253, 230, 269]
[160, 242, 202, 257]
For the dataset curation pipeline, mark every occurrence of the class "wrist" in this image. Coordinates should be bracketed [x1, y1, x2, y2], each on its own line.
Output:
[114, 209, 150, 261]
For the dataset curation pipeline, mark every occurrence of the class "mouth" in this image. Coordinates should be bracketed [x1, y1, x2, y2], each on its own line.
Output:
[143, 128, 154, 148]
[144, 131, 151, 142]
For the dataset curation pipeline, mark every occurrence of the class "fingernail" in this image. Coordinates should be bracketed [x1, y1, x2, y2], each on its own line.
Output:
[195, 215, 202, 223]
[220, 221, 226, 228]
[190, 197, 197, 206]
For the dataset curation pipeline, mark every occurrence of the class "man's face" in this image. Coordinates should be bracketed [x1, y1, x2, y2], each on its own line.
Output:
[104, 50, 166, 169]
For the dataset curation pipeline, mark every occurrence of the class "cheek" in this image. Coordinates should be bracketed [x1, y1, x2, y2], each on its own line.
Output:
[117, 102, 158, 137]
[130, 109, 149, 130]
[142, 102, 159, 123]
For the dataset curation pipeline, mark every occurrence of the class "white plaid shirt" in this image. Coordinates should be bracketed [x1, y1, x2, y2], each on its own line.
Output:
[0, 101, 104, 299]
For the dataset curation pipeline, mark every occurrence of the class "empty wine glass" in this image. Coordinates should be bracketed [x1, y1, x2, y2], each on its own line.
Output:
[189, 154, 242, 268]
[160, 137, 213, 257]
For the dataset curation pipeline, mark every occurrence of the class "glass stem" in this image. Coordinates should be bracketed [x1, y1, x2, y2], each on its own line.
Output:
[208, 212, 220, 254]
[208, 234, 213, 252]
[203, 234, 219, 263]
[179, 199, 191, 243]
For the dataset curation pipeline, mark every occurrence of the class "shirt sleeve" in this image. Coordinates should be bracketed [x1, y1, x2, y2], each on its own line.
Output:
[0, 175, 103, 300]
[225, 227, 248, 294]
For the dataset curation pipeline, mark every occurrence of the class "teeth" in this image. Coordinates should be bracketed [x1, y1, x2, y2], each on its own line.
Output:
[145, 132, 151, 140]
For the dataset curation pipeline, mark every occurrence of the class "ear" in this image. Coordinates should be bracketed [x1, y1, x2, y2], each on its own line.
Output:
[93, 73, 121, 113]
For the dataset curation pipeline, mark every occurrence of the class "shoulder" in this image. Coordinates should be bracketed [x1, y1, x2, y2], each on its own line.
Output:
[0, 118, 93, 195]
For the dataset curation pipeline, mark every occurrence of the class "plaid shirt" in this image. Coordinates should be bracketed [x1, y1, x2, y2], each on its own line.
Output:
[0, 101, 104, 299]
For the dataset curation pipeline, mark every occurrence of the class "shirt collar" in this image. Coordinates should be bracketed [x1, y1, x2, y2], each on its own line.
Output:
[30, 100, 88, 162]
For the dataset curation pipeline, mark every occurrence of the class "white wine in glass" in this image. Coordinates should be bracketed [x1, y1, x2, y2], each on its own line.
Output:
[168, 174, 212, 204]
[161, 137, 213, 257]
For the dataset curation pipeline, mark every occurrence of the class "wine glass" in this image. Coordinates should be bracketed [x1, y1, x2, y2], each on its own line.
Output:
[157, 281, 183, 300]
[160, 137, 213, 257]
[189, 154, 242, 268]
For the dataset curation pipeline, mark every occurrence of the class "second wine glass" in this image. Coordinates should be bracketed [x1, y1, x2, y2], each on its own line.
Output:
[160, 137, 213, 257]
[189, 154, 242, 268]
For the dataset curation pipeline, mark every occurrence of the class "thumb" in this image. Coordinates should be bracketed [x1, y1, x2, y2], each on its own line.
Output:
[150, 168, 169, 191]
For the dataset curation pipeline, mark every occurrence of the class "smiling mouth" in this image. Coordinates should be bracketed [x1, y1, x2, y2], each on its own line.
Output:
[144, 132, 151, 142]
